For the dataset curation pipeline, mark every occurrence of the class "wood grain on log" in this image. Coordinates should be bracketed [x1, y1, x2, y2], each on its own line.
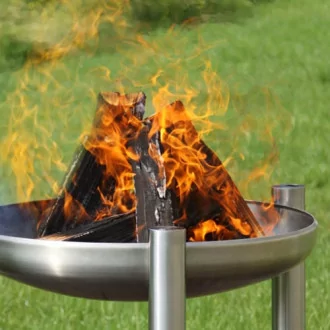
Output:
[129, 121, 174, 242]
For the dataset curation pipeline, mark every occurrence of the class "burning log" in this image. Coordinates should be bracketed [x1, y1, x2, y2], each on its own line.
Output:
[38, 92, 146, 239]
[37, 146, 108, 236]
[37, 91, 264, 243]
[149, 100, 264, 240]
[38, 91, 175, 243]
[129, 121, 174, 242]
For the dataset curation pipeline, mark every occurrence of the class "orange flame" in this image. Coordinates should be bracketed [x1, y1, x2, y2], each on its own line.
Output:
[81, 92, 145, 219]
[188, 218, 254, 242]
[150, 101, 264, 238]
[63, 190, 90, 223]
[0, 1, 292, 239]
[189, 220, 227, 241]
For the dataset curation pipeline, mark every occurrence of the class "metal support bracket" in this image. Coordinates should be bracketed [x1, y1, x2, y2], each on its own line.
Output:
[149, 227, 186, 330]
[272, 184, 306, 330]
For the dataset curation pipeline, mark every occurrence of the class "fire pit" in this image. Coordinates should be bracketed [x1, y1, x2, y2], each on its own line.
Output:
[0, 199, 316, 300]
[0, 197, 317, 328]
[0, 92, 318, 329]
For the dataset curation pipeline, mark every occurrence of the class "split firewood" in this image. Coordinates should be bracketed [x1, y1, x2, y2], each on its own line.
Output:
[149, 100, 264, 239]
[38, 92, 146, 238]
[129, 121, 174, 242]
[40, 211, 136, 242]
[37, 91, 263, 243]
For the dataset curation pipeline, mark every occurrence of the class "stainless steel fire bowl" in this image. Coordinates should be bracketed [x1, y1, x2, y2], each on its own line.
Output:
[0, 201, 317, 301]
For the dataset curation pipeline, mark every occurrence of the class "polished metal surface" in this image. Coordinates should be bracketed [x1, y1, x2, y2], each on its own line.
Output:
[149, 227, 186, 330]
[272, 185, 306, 330]
[0, 201, 317, 301]
[272, 184, 305, 210]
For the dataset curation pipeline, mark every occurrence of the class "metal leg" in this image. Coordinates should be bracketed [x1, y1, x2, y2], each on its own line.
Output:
[149, 227, 186, 330]
[271, 184, 305, 330]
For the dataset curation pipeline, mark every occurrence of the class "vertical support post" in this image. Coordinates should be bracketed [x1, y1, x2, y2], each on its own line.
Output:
[271, 184, 305, 330]
[149, 227, 186, 330]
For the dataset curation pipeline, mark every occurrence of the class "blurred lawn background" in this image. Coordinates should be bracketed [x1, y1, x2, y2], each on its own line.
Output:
[0, 0, 329, 329]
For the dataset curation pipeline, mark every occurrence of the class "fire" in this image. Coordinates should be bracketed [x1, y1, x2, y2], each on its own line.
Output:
[149, 100, 264, 239]
[188, 218, 252, 242]
[150, 100, 228, 202]
[189, 220, 227, 241]
[63, 190, 90, 223]
[0, 1, 291, 240]
[84, 92, 145, 219]
[256, 201, 281, 236]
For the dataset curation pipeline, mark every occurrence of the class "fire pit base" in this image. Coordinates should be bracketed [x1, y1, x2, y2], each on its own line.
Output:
[0, 201, 317, 301]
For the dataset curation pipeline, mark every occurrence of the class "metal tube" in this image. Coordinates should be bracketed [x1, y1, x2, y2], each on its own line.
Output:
[271, 184, 305, 330]
[149, 227, 186, 330]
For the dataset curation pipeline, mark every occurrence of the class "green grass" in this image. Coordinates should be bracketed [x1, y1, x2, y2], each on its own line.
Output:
[0, 0, 329, 328]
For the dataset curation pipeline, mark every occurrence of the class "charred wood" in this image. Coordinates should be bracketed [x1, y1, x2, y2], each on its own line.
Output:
[151, 100, 264, 238]
[38, 92, 146, 238]
[129, 121, 174, 242]
[40, 211, 136, 242]
[37, 91, 263, 243]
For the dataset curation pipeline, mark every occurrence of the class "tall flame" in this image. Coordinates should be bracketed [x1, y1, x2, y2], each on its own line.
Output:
[83, 92, 144, 218]
[0, 1, 291, 238]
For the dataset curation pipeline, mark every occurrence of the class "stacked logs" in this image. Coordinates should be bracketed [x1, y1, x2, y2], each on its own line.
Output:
[38, 92, 264, 243]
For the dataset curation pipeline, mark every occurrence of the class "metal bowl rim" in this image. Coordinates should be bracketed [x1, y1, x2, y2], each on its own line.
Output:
[0, 200, 317, 249]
